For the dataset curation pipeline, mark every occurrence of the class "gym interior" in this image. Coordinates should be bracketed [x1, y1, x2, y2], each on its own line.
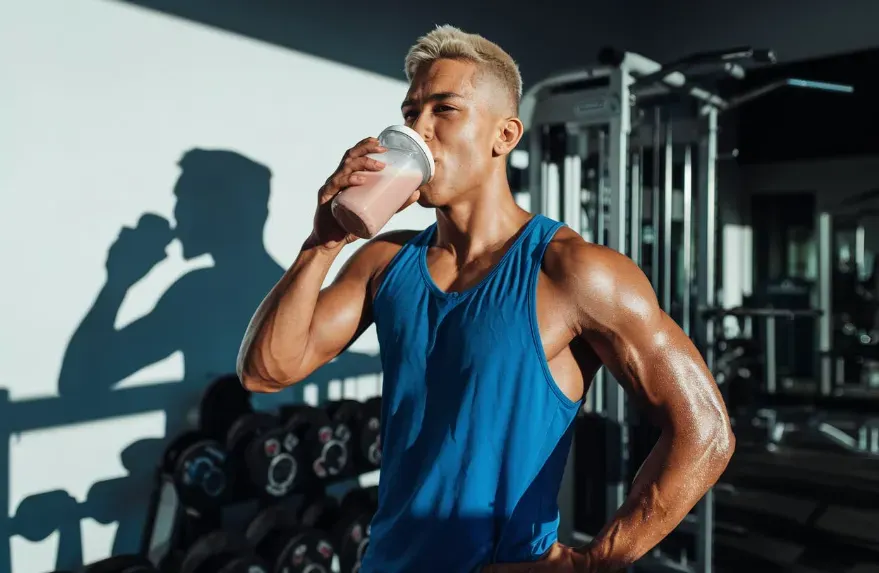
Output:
[2, 1, 879, 572]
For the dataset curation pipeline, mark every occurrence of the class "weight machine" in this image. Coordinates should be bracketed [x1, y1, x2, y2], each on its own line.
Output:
[521, 47, 853, 573]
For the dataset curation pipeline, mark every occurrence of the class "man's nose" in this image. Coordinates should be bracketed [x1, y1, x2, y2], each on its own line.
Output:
[412, 115, 434, 142]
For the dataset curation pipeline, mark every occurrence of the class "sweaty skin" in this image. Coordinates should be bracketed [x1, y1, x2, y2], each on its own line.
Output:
[238, 56, 734, 572]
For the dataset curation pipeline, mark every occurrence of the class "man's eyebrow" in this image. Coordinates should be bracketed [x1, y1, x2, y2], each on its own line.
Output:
[401, 92, 463, 109]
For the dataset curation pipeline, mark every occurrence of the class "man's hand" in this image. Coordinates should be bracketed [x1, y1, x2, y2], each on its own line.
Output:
[309, 137, 388, 250]
[483, 543, 598, 573]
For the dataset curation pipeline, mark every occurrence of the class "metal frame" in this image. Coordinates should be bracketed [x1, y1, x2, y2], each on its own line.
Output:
[523, 50, 721, 573]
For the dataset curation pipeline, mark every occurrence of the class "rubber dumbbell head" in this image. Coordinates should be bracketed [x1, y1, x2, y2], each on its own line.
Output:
[226, 412, 305, 499]
[246, 501, 335, 573]
[361, 397, 382, 468]
[198, 374, 254, 440]
[333, 487, 378, 573]
[217, 555, 270, 573]
[180, 529, 266, 573]
[170, 435, 234, 510]
[282, 405, 352, 480]
[326, 399, 382, 472]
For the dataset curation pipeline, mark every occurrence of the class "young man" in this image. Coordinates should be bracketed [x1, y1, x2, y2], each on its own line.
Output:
[237, 25, 734, 573]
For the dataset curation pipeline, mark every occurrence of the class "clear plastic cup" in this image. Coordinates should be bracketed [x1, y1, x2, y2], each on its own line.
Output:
[331, 125, 434, 239]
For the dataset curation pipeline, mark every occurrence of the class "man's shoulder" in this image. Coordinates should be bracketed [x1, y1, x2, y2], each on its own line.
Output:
[350, 228, 425, 280]
[543, 226, 635, 285]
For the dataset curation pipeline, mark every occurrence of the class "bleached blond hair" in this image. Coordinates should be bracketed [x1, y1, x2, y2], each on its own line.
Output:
[404, 25, 522, 112]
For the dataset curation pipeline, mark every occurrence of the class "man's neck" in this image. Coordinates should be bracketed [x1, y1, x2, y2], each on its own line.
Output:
[433, 175, 532, 264]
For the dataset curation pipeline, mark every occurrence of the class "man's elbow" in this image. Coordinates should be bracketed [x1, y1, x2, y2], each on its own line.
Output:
[703, 419, 736, 471]
[237, 357, 300, 394]
[238, 370, 295, 394]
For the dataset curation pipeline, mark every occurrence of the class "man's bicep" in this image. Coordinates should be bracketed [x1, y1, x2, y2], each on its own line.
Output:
[307, 253, 376, 366]
[576, 256, 721, 425]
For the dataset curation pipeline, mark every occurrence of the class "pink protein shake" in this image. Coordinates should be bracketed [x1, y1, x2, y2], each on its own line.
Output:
[332, 125, 434, 239]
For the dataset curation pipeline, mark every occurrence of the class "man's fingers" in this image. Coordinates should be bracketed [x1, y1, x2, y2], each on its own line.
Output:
[345, 137, 387, 160]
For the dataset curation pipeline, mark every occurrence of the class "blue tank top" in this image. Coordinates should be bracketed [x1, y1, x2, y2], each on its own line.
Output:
[361, 215, 583, 573]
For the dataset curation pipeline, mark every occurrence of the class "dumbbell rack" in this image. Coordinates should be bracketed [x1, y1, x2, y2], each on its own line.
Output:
[0, 353, 382, 573]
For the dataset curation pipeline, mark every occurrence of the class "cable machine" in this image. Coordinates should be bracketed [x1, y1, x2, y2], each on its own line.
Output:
[521, 46, 853, 573]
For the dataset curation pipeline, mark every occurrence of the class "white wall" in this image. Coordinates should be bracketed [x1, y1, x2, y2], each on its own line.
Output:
[0, 1, 435, 571]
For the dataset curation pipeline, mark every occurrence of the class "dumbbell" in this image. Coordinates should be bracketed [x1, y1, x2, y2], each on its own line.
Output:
[161, 430, 234, 511]
[179, 530, 269, 573]
[197, 375, 306, 501]
[280, 405, 353, 480]
[325, 398, 382, 474]
[246, 499, 336, 573]
[290, 488, 377, 573]
[81, 555, 157, 572]
[333, 487, 379, 573]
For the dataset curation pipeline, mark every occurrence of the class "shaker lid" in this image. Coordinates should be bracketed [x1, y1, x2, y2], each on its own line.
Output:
[378, 125, 435, 183]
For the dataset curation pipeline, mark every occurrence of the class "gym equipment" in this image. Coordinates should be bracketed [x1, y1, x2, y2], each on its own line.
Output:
[81, 555, 157, 572]
[246, 499, 336, 573]
[523, 46, 849, 572]
[179, 530, 268, 573]
[161, 431, 234, 509]
[329, 487, 379, 573]
[161, 430, 234, 511]
[325, 398, 382, 473]
[281, 405, 352, 480]
[199, 375, 304, 500]
[225, 411, 305, 500]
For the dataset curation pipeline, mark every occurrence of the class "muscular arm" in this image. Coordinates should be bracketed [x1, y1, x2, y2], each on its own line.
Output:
[237, 232, 409, 392]
[558, 239, 734, 571]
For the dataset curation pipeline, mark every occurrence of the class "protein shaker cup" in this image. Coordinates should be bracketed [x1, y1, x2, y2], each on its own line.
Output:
[331, 125, 434, 239]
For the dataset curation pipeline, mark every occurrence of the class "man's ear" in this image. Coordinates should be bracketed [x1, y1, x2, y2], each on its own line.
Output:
[493, 116, 524, 157]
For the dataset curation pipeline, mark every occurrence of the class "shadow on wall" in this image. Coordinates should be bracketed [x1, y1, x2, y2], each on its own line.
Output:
[3, 149, 382, 571]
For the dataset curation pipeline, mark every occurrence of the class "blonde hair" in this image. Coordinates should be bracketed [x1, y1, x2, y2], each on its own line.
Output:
[404, 25, 522, 112]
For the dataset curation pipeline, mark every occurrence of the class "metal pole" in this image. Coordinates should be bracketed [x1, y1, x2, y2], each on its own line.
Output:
[630, 150, 643, 266]
[597, 130, 608, 247]
[818, 212, 833, 396]
[529, 126, 545, 217]
[662, 125, 674, 313]
[682, 145, 693, 336]
[565, 128, 583, 237]
[765, 316, 777, 394]
[605, 64, 631, 523]
[651, 108, 662, 290]
[695, 106, 718, 573]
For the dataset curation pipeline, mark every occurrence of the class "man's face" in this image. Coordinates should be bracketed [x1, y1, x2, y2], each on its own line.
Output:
[401, 59, 504, 207]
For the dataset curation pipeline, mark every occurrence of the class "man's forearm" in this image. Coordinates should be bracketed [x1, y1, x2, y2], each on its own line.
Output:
[237, 238, 342, 390]
[579, 425, 733, 571]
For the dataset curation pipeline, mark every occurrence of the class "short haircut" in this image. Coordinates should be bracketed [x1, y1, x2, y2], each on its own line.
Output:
[404, 25, 522, 113]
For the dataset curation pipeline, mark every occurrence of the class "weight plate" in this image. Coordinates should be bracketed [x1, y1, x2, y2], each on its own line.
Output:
[361, 398, 382, 468]
[245, 423, 305, 498]
[337, 512, 372, 573]
[275, 528, 335, 573]
[162, 431, 205, 475]
[284, 406, 351, 479]
[173, 438, 232, 510]
[226, 413, 278, 456]
[217, 554, 270, 573]
[180, 530, 249, 573]
[245, 501, 301, 555]
[298, 493, 340, 531]
[199, 374, 253, 439]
